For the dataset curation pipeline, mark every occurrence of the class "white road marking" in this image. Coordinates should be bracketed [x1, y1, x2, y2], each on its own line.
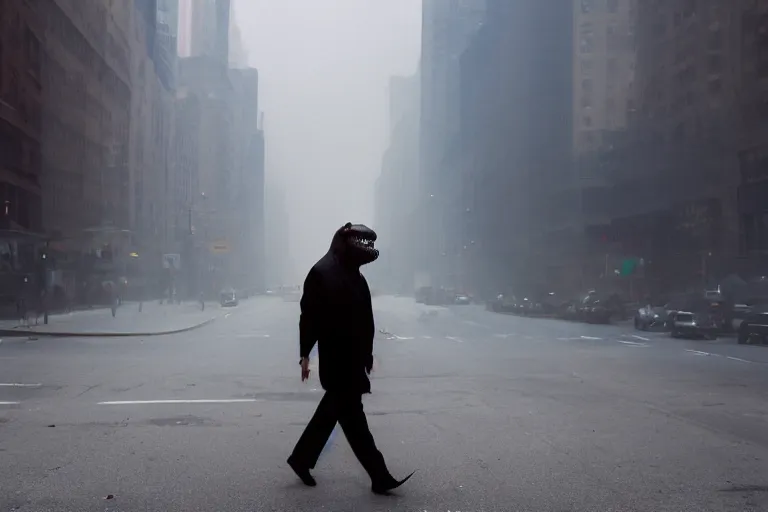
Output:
[617, 340, 648, 347]
[493, 334, 511, 338]
[421, 335, 432, 339]
[580, 336, 603, 340]
[726, 356, 752, 363]
[0, 383, 42, 388]
[394, 336, 415, 340]
[630, 334, 650, 341]
[557, 337, 580, 340]
[0, 401, 20, 405]
[224, 313, 232, 318]
[685, 349, 711, 356]
[97, 399, 263, 405]
[445, 336, 464, 343]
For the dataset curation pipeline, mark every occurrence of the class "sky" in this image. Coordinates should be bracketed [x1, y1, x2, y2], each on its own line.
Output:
[234, 0, 422, 280]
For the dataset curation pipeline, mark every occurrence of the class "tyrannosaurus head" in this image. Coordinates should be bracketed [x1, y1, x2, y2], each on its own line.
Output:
[330, 222, 378, 268]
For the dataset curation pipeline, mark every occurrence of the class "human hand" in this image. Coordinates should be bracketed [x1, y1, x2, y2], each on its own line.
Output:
[300, 357, 311, 381]
[365, 355, 374, 375]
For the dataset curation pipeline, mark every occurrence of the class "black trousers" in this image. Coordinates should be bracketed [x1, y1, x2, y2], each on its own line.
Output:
[290, 391, 389, 480]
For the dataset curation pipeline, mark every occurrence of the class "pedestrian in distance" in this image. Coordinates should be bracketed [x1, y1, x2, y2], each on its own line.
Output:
[287, 222, 414, 495]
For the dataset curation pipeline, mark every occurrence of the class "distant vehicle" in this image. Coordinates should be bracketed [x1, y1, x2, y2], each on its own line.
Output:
[454, 293, 471, 305]
[220, 289, 239, 307]
[670, 310, 717, 339]
[415, 286, 431, 304]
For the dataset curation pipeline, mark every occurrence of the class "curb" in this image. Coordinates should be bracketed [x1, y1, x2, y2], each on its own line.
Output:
[0, 317, 217, 339]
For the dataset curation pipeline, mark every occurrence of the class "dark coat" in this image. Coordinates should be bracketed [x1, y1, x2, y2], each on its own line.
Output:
[299, 251, 375, 394]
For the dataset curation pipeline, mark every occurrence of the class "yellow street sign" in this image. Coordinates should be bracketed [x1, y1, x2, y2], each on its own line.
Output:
[211, 241, 229, 254]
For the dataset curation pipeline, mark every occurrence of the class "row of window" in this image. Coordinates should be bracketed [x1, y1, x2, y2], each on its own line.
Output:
[43, 113, 118, 173]
[44, 0, 130, 108]
[0, 181, 42, 231]
[581, 0, 620, 15]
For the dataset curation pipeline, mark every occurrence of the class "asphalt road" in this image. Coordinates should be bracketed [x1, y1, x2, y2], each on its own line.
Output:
[2, 295, 768, 511]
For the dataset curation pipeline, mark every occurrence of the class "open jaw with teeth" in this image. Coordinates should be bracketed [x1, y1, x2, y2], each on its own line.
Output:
[351, 236, 377, 252]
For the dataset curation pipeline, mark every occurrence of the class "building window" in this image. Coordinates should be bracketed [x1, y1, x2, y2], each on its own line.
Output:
[582, 78, 593, 93]
[709, 78, 723, 94]
[7, 70, 18, 107]
[582, 95, 592, 108]
[24, 27, 41, 78]
[607, 0, 618, 14]
[682, 0, 696, 19]
[708, 31, 723, 51]
[708, 54, 722, 73]
[606, 97, 616, 111]
[581, 35, 594, 54]
[583, 115, 593, 127]
[581, 0, 593, 14]
[672, 122, 685, 142]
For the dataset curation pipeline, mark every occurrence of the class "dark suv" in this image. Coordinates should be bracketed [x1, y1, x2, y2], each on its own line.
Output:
[737, 305, 768, 345]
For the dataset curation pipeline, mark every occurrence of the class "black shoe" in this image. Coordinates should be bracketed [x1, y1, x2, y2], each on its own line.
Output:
[371, 470, 415, 495]
[287, 457, 317, 487]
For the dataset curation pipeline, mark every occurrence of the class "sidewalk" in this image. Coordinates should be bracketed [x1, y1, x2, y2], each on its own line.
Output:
[0, 301, 222, 337]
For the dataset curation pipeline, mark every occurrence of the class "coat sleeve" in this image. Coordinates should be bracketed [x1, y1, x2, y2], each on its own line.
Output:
[299, 268, 323, 359]
[361, 275, 375, 370]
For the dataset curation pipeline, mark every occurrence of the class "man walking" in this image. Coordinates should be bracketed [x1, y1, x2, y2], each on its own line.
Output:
[287, 223, 414, 494]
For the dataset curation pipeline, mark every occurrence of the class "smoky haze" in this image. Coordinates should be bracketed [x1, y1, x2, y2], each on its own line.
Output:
[234, 0, 421, 284]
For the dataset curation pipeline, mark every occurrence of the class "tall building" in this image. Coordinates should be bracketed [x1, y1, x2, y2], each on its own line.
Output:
[736, 1, 768, 269]
[179, 0, 230, 61]
[155, 0, 179, 90]
[620, 0, 743, 290]
[129, 0, 178, 285]
[568, 0, 637, 290]
[228, 0, 248, 68]
[418, 0, 485, 283]
[40, 0, 133, 265]
[573, 0, 636, 155]
[0, 0, 44, 235]
[0, 0, 45, 304]
[454, 0, 574, 294]
[176, 55, 234, 293]
[229, 67, 265, 291]
[374, 72, 420, 293]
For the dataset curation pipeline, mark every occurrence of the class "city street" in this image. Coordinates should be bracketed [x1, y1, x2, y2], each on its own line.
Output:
[2, 295, 768, 511]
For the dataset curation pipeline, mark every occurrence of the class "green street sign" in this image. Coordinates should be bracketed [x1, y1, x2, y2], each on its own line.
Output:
[620, 258, 636, 276]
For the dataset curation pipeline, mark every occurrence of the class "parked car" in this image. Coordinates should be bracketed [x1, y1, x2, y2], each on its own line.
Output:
[556, 299, 580, 320]
[454, 293, 471, 305]
[737, 305, 768, 345]
[577, 291, 625, 324]
[220, 288, 239, 307]
[670, 310, 718, 339]
[634, 304, 671, 331]
[486, 293, 518, 313]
